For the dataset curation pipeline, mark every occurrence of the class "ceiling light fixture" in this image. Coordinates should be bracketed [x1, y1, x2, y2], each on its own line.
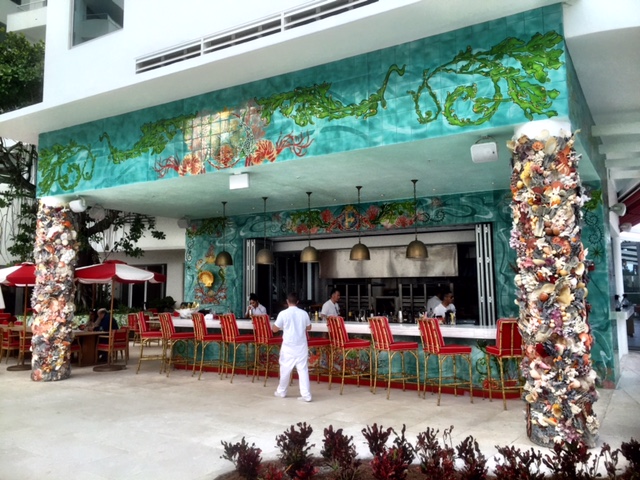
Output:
[349, 186, 370, 261]
[256, 196, 275, 265]
[300, 192, 319, 263]
[68, 197, 87, 213]
[215, 201, 233, 267]
[406, 179, 428, 260]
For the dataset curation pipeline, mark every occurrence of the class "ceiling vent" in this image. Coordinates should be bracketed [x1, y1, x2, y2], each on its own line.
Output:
[136, 0, 378, 74]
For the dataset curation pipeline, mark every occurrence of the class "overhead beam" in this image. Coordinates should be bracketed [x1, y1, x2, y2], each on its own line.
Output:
[599, 141, 640, 155]
[593, 122, 640, 137]
[610, 169, 640, 180]
[606, 156, 640, 168]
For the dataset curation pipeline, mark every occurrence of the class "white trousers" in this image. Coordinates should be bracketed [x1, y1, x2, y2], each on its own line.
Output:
[276, 345, 311, 400]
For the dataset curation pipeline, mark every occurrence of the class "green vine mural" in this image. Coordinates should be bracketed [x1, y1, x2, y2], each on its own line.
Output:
[410, 31, 563, 126]
[38, 30, 564, 196]
[256, 64, 407, 126]
[99, 114, 197, 164]
[186, 217, 225, 238]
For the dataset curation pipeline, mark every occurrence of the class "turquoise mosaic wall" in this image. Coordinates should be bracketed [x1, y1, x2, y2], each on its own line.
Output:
[37, 5, 568, 196]
[184, 181, 613, 385]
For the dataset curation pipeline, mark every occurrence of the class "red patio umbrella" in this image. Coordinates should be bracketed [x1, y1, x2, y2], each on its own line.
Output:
[0, 262, 36, 371]
[75, 260, 167, 371]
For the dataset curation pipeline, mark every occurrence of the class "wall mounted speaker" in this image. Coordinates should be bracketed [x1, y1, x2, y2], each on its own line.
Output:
[470, 142, 499, 163]
[68, 197, 87, 213]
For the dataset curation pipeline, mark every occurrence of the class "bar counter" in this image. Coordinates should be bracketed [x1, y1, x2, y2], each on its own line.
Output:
[172, 316, 496, 340]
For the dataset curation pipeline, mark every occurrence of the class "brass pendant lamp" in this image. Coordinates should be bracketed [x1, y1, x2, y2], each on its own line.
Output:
[300, 191, 319, 263]
[256, 196, 275, 265]
[406, 179, 428, 259]
[349, 186, 370, 261]
[215, 201, 233, 266]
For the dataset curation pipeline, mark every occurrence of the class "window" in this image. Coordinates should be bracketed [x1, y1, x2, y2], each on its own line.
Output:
[72, 0, 123, 46]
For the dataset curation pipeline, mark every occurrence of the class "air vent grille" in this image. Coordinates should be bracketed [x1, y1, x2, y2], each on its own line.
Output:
[136, 0, 378, 74]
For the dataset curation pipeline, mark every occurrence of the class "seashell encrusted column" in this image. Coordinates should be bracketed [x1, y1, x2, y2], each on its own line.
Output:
[31, 201, 79, 382]
[509, 128, 599, 447]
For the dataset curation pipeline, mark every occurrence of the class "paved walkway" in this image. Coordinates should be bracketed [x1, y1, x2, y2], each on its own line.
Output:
[1, 346, 638, 479]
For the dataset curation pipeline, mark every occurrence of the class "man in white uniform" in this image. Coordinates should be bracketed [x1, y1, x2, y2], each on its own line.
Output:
[272, 292, 313, 402]
[320, 288, 341, 320]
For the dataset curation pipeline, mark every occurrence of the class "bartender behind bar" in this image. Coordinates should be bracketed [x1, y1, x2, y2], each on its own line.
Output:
[433, 291, 456, 324]
[320, 288, 341, 321]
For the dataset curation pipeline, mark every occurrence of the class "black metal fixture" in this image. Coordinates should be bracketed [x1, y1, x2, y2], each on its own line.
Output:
[256, 196, 274, 265]
[300, 192, 319, 263]
[406, 179, 428, 259]
[349, 186, 370, 261]
[215, 201, 233, 266]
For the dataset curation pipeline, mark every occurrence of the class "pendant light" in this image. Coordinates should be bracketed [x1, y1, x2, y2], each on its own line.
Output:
[215, 201, 233, 266]
[300, 191, 319, 263]
[349, 186, 370, 261]
[256, 196, 275, 265]
[406, 179, 428, 259]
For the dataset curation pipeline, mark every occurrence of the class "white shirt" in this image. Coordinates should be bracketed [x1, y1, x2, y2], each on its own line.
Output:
[274, 306, 311, 351]
[433, 302, 455, 317]
[320, 299, 340, 319]
[248, 303, 267, 316]
[426, 295, 441, 313]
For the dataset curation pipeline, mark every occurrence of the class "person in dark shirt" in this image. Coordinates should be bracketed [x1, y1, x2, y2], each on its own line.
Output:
[96, 308, 118, 332]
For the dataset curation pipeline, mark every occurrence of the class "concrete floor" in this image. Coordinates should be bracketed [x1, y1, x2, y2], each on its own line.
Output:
[1, 346, 639, 480]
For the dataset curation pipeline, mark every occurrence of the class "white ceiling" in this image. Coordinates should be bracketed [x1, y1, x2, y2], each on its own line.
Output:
[1, 0, 639, 218]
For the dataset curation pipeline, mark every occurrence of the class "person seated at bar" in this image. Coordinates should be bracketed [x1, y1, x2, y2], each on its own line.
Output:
[246, 293, 267, 317]
[320, 288, 340, 321]
[432, 292, 456, 318]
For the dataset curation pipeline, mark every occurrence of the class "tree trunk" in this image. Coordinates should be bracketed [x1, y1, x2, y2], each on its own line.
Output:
[31, 202, 79, 382]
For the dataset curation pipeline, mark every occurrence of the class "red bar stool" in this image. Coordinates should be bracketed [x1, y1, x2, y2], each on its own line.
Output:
[192, 312, 223, 380]
[135, 311, 164, 374]
[251, 314, 282, 386]
[158, 312, 195, 376]
[306, 330, 331, 383]
[326, 315, 371, 395]
[368, 316, 420, 399]
[485, 318, 524, 410]
[219, 313, 254, 383]
[418, 317, 473, 406]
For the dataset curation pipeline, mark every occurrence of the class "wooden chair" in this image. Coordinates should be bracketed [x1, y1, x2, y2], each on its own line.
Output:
[97, 327, 130, 365]
[69, 336, 82, 365]
[485, 318, 524, 410]
[368, 316, 420, 399]
[135, 311, 164, 374]
[326, 316, 371, 395]
[158, 312, 194, 376]
[219, 313, 254, 383]
[16, 329, 32, 367]
[1, 327, 20, 363]
[419, 317, 473, 406]
[127, 313, 141, 345]
[192, 312, 223, 380]
[251, 314, 282, 386]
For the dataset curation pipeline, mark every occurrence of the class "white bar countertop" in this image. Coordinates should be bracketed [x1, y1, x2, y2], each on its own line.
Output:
[171, 316, 496, 340]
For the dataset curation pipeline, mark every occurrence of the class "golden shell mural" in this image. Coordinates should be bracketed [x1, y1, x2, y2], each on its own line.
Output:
[198, 270, 214, 287]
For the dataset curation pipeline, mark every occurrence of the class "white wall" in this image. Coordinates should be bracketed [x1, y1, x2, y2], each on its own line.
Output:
[42, 0, 311, 105]
[564, 0, 640, 38]
[106, 248, 185, 304]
